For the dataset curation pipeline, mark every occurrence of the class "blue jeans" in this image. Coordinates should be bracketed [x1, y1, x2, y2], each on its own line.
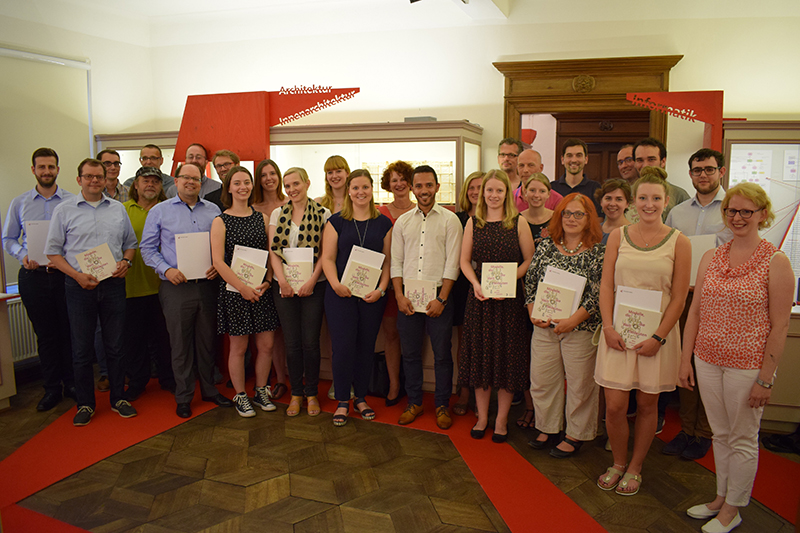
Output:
[397, 303, 454, 408]
[64, 277, 127, 408]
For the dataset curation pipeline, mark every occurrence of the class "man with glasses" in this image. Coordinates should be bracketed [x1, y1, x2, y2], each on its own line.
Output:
[203, 150, 240, 210]
[3, 148, 76, 412]
[616, 144, 638, 185]
[122, 144, 175, 192]
[662, 148, 733, 460]
[633, 138, 690, 220]
[45, 158, 138, 426]
[166, 143, 221, 200]
[97, 149, 128, 202]
[551, 138, 602, 216]
[497, 138, 523, 193]
[140, 162, 232, 419]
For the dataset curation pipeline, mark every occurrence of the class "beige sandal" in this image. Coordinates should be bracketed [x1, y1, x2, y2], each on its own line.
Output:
[597, 464, 626, 491]
[307, 396, 321, 417]
[615, 472, 642, 496]
[286, 395, 303, 417]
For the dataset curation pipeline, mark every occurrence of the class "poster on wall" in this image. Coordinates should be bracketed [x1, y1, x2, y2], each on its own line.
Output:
[730, 149, 772, 194]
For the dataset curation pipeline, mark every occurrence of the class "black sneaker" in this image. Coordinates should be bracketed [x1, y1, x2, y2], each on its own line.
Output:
[511, 391, 523, 406]
[662, 430, 691, 456]
[112, 400, 138, 418]
[73, 405, 94, 426]
[252, 386, 277, 412]
[681, 436, 712, 460]
[655, 416, 665, 435]
[234, 392, 256, 418]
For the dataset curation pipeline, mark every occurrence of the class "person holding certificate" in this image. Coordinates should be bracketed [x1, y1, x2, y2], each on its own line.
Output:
[524, 193, 605, 457]
[211, 166, 280, 418]
[252, 159, 290, 401]
[322, 169, 392, 426]
[679, 183, 793, 533]
[459, 170, 535, 443]
[594, 167, 691, 495]
[269, 167, 331, 417]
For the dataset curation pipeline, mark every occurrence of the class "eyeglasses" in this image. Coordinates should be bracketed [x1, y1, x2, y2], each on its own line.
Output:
[617, 157, 634, 166]
[215, 162, 234, 172]
[724, 208, 761, 219]
[139, 155, 161, 163]
[80, 174, 106, 182]
[177, 175, 202, 183]
[498, 152, 519, 159]
[561, 210, 587, 220]
[102, 161, 121, 168]
[690, 166, 719, 177]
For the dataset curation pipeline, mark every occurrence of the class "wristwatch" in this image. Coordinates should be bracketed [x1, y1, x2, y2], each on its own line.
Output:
[755, 378, 774, 389]
[123, 258, 133, 268]
[651, 334, 666, 345]
[436, 296, 448, 306]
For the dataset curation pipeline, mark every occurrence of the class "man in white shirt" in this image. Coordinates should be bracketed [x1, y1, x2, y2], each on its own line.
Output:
[663, 148, 733, 460]
[391, 165, 463, 430]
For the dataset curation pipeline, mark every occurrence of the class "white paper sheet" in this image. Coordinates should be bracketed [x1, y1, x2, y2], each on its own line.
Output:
[175, 232, 212, 280]
[341, 245, 385, 298]
[75, 242, 115, 281]
[404, 279, 438, 313]
[25, 220, 50, 265]
[613, 285, 662, 326]
[543, 265, 587, 315]
[282, 247, 314, 293]
[688, 234, 717, 286]
[481, 262, 517, 298]
[227, 245, 269, 293]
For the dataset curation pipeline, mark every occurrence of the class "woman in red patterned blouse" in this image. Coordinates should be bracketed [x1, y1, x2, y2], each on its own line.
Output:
[679, 183, 794, 533]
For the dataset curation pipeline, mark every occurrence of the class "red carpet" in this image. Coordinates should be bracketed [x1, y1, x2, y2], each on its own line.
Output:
[0, 379, 604, 533]
[657, 407, 800, 524]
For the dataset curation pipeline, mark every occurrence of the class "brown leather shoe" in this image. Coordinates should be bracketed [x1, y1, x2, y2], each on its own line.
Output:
[398, 404, 423, 425]
[96, 376, 110, 392]
[436, 406, 452, 430]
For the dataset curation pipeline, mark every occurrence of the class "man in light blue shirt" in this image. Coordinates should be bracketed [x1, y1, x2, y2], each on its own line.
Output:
[2, 147, 76, 412]
[45, 158, 138, 426]
[663, 147, 732, 461]
[140, 161, 231, 419]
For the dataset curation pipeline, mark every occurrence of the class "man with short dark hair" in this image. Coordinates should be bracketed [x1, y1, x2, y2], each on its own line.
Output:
[166, 143, 221, 199]
[140, 161, 232, 419]
[2, 148, 76, 411]
[97, 149, 128, 202]
[497, 138, 524, 193]
[616, 144, 638, 184]
[203, 150, 241, 211]
[392, 165, 462, 430]
[122, 144, 174, 191]
[551, 138, 602, 215]
[633, 137, 690, 219]
[45, 158, 138, 426]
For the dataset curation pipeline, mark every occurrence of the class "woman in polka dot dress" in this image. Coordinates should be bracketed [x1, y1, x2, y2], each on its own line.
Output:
[268, 167, 331, 418]
[211, 166, 280, 417]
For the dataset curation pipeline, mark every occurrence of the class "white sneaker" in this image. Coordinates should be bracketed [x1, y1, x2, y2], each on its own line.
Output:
[234, 392, 256, 418]
[252, 386, 277, 412]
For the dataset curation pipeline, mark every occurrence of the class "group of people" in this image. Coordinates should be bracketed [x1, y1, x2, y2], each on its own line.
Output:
[3, 135, 793, 533]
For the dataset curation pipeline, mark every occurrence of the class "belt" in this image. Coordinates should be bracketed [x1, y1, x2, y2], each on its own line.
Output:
[34, 266, 60, 274]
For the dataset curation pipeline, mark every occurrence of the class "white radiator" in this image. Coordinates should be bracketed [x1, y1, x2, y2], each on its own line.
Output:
[7, 297, 38, 362]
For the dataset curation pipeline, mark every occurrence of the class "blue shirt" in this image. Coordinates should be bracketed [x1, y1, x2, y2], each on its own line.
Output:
[140, 195, 221, 279]
[2, 186, 75, 264]
[44, 193, 138, 272]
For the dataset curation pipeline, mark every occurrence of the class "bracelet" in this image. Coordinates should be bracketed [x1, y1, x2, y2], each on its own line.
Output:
[379, 288, 386, 297]
[602, 325, 614, 330]
[755, 378, 774, 389]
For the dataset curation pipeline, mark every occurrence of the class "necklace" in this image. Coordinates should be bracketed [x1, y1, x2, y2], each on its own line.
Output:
[638, 224, 662, 247]
[560, 239, 582, 254]
[391, 198, 413, 210]
[354, 218, 370, 248]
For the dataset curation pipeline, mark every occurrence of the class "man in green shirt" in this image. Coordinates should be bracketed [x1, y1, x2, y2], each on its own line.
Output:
[122, 167, 175, 400]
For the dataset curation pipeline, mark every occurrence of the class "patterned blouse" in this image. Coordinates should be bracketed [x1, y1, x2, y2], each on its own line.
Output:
[695, 239, 780, 370]
[524, 238, 606, 331]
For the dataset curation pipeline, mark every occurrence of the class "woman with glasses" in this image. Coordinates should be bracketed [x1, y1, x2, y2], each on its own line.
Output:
[595, 167, 691, 496]
[679, 183, 792, 533]
[211, 166, 279, 417]
[269, 167, 331, 417]
[459, 170, 535, 443]
[524, 193, 605, 457]
[252, 159, 290, 400]
[595, 179, 632, 244]
[322, 170, 392, 426]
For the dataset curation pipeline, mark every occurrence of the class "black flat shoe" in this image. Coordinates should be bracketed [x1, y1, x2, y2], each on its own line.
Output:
[385, 389, 406, 407]
[492, 432, 508, 443]
[176, 403, 192, 418]
[549, 436, 583, 458]
[471, 426, 486, 439]
[528, 433, 555, 450]
[37, 391, 62, 412]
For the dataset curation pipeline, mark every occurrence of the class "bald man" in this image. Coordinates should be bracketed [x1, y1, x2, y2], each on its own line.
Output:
[514, 149, 563, 212]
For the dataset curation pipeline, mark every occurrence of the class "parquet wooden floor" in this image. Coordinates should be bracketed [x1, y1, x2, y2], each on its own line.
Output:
[16, 404, 509, 533]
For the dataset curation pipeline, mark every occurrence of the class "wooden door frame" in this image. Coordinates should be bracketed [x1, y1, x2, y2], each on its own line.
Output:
[493, 55, 683, 144]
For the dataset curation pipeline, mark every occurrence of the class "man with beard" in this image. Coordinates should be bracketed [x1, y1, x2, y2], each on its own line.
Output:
[98, 149, 128, 202]
[551, 138, 602, 216]
[2, 148, 76, 411]
[121, 167, 175, 400]
[662, 148, 733, 461]
[392, 165, 463, 430]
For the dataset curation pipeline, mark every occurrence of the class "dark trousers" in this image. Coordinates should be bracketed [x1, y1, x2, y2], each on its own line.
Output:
[325, 286, 387, 401]
[397, 302, 454, 408]
[159, 280, 219, 403]
[124, 294, 174, 391]
[272, 281, 325, 397]
[17, 267, 73, 394]
[64, 277, 126, 409]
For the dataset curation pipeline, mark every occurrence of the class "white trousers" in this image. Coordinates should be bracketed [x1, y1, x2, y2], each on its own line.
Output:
[695, 356, 764, 507]
[530, 328, 598, 440]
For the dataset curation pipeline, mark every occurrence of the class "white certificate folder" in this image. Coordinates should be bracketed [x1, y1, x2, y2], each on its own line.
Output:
[175, 232, 212, 280]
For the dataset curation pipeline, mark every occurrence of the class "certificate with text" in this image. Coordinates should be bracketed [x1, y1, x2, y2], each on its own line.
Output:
[75, 242, 115, 281]
[404, 279, 437, 313]
[481, 262, 517, 298]
[282, 247, 313, 293]
[341, 245, 384, 299]
[227, 245, 269, 293]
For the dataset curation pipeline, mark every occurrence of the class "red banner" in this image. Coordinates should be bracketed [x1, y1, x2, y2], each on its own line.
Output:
[626, 91, 723, 151]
